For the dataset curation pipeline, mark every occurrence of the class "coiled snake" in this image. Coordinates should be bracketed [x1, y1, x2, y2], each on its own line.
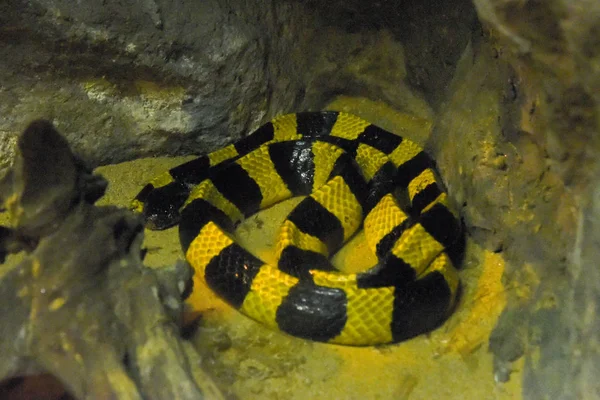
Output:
[131, 111, 461, 346]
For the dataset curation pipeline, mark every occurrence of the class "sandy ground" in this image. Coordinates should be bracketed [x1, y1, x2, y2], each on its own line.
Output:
[91, 97, 524, 400]
[0, 96, 523, 399]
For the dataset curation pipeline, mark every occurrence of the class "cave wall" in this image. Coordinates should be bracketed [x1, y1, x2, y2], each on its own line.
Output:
[0, 0, 472, 170]
[472, 1, 600, 399]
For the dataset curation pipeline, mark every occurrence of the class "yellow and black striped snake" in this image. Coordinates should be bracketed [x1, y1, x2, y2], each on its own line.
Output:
[131, 111, 462, 346]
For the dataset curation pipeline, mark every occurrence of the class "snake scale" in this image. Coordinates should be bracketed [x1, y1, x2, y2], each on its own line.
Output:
[131, 111, 462, 346]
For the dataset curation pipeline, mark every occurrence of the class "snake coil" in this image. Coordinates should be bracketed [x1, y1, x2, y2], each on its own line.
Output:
[132, 111, 461, 345]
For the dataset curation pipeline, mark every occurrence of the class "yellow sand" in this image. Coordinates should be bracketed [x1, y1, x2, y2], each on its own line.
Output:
[93, 97, 522, 399]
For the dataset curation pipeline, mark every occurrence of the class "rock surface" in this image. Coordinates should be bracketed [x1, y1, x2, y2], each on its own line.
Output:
[0, 0, 470, 169]
[0, 121, 223, 400]
[470, 1, 600, 399]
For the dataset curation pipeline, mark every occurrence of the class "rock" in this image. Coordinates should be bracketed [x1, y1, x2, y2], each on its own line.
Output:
[0, 0, 472, 169]
[470, 1, 600, 399]
[0, 120, 224, 400]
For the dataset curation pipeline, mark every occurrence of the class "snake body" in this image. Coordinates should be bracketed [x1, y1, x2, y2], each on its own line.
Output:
[132, 111, 461, 345]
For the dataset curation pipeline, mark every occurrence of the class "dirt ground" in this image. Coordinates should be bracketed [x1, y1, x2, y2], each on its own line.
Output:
[92, 97, 523, 400]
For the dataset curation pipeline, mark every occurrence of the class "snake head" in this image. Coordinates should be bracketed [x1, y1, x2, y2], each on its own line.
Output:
[141, 182, 190, 230]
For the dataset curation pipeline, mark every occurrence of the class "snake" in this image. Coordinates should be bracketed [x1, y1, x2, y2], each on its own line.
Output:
[131, 111, 461, 346]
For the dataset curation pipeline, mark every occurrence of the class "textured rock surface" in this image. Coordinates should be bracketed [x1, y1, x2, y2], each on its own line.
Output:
[469, 1, 600, 399]
[0, 0, 472, 170]
[0, 120, 224, 400]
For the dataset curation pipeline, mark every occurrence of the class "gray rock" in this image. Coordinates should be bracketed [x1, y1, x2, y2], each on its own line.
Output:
[0, 0, 466, 169]
[471, 1, 600, 399]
